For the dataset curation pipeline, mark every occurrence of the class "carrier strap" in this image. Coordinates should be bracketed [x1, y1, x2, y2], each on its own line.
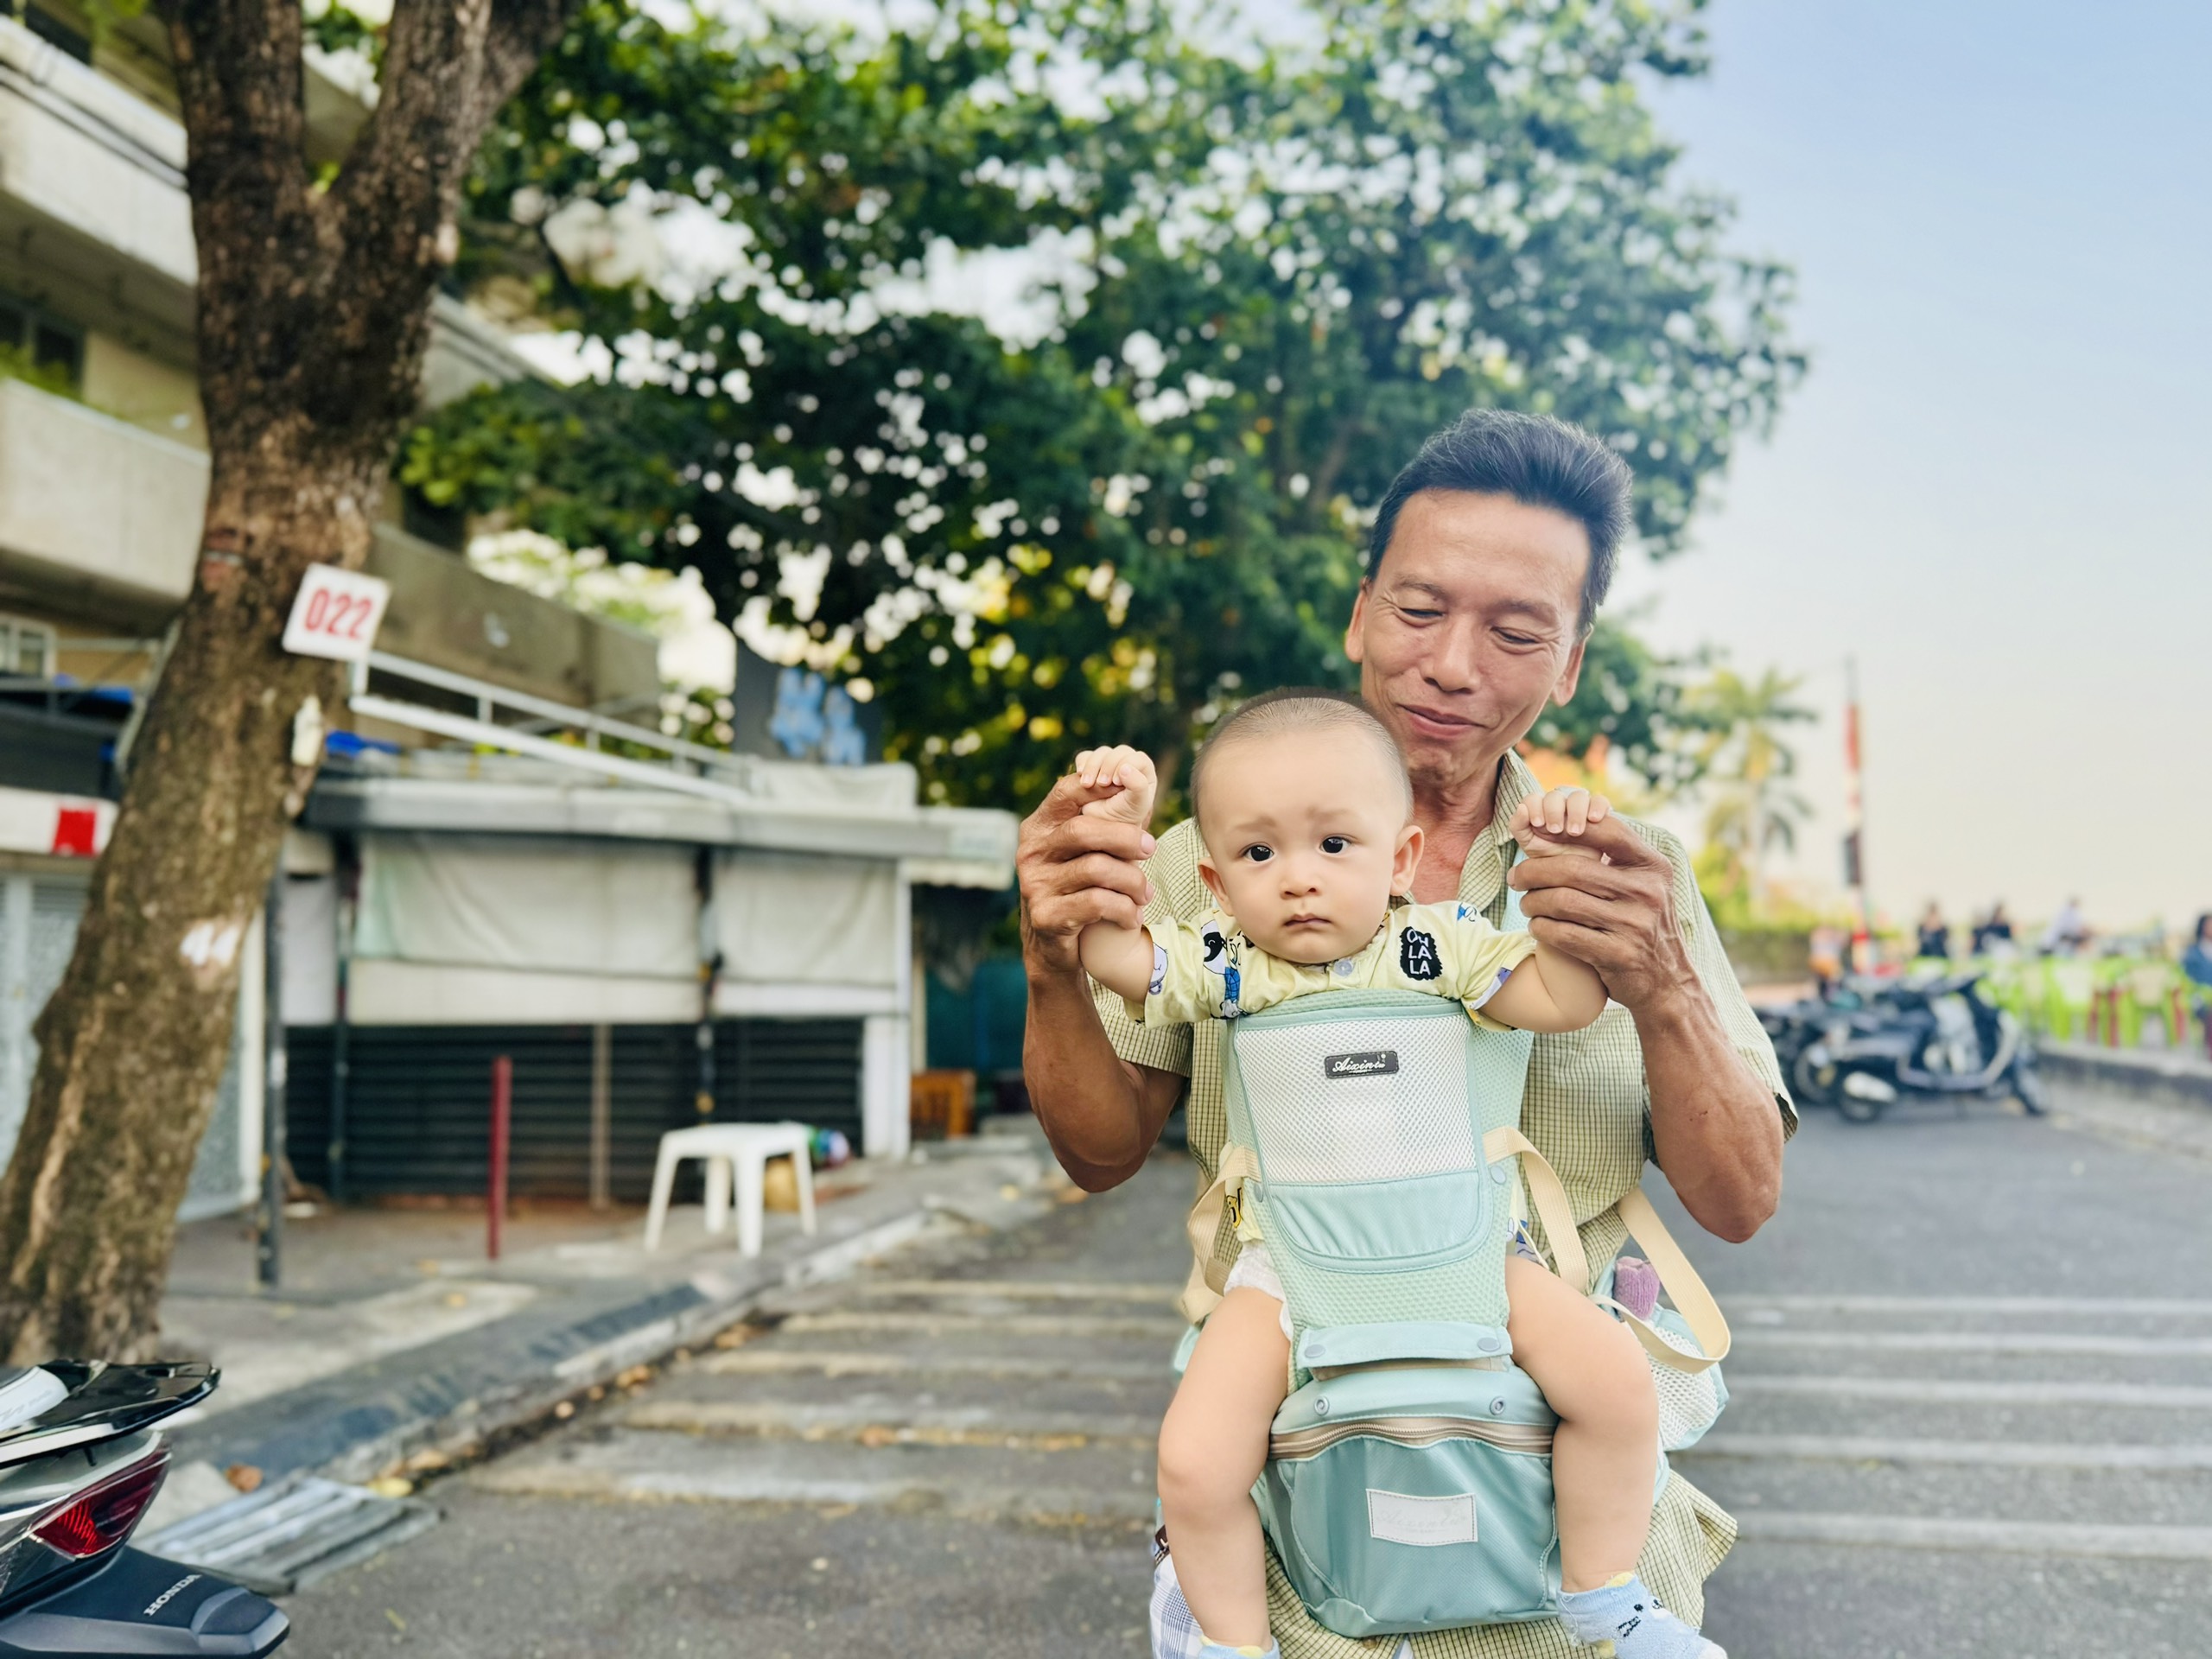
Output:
[1176, 1143, 1261, 1325]
[1481, 1128, 1732, 1376]
[1480, 1127, 1591, 1294]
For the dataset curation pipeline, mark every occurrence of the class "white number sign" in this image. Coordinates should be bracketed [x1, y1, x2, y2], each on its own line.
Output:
[282, 564, 391, 663]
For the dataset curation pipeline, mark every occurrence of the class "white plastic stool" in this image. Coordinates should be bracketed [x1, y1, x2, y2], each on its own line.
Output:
[642, 1122, 817, 1256]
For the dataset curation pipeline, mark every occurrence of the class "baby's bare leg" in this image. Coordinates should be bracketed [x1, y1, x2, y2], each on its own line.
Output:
[1504, 1255, 1660, 1592]
[1156, 1287, 1292, 1649]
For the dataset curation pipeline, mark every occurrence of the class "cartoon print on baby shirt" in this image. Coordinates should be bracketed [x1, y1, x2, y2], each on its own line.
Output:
[1399, 926, 1442, 982]
[1148, 944, 1169, 998]
[1198, 918, 1245, 1017]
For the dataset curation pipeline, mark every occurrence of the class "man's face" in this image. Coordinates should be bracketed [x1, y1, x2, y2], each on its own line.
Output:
[1345, 490, 1592, 801]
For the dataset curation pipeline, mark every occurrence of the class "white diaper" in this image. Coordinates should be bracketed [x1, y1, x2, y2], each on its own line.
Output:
[1220, 1241, 1293, 1340]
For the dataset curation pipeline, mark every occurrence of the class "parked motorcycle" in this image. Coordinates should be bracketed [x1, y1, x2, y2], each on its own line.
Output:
[0, 1359, 287, 1656]
[1791, 970, 2045, 1122]
[1755, 983, 1890, 1081]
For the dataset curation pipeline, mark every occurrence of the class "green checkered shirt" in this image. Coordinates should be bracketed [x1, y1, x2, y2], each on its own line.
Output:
[1095, 750, 1794, 1659]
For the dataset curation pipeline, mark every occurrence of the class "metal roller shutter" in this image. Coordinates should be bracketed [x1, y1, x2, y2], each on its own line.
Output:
[284, 1019, 861, 1202]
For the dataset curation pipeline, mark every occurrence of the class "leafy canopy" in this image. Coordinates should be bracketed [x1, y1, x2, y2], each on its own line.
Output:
[406, 0, 1802, 810]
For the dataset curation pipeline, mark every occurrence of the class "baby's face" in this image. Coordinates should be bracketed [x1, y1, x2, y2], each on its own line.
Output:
[1196, 728, 1420, 964]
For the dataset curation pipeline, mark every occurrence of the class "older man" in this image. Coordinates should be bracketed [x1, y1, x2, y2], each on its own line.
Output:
[1015, 410, 1791, 1659]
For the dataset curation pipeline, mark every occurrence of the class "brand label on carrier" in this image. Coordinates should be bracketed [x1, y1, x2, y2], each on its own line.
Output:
[1322, 1050, 1398, 1079]
[1366, 1489, 1477, 1548]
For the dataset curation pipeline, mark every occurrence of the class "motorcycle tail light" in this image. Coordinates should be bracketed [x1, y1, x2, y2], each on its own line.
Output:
[29, 1446, 168, 1560]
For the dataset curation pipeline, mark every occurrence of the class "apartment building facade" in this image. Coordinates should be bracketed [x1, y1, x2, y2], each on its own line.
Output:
[0, 5, 1011, 1216]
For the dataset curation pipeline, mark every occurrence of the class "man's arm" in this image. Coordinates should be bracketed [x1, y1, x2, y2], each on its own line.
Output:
[1509, 814, 1784, 1243]
[1018, 773, 1185, 1191]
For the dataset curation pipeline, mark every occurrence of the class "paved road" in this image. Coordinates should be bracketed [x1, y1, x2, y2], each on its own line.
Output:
[283, 1102, 2212, 1657]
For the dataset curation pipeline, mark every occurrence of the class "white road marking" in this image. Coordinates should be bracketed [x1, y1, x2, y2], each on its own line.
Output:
[1682, 1434, 2212, 1470]
[702, 1348, 1168, 1382]
[621, 1399, 1159, 1446]
[1726, 1294, 2212, 1319]
[779, 1310, 1185, 1339]
[1734, 1511, 2212, 1561]
[1725, 1375, 2212, 1409]
[849, 1278, 1182, 1304]
[1732, 1329, 2212, 1358]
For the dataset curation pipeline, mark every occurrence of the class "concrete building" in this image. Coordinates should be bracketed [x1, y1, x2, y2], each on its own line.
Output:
[0, 5, 1012, 1217]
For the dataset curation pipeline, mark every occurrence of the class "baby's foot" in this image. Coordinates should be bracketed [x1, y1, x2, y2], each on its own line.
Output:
[1558, 1574, 1723, 1658]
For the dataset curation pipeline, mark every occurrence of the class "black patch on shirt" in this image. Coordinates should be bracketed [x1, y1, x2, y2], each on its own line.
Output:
[1323, 1050, 1399, 1080]
[1399, 927, 1442, 982]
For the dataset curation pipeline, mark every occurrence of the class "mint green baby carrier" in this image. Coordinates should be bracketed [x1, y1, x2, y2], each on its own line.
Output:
[1182, 899, 1734, 1640]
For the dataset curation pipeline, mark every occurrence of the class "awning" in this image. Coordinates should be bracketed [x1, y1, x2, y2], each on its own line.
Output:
[308, 775, 1014, 880]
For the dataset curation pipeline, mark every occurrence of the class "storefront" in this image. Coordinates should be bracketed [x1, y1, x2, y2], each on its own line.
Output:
[276, 752, 1014, 1203]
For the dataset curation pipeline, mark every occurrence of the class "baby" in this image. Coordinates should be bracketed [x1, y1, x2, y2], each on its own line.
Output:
[1074, 693, 1721, 1659]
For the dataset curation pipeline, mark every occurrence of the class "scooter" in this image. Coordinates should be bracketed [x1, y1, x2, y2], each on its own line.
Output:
[0, 1359, 288, 1655]
[1792, 970, 2045, 1123]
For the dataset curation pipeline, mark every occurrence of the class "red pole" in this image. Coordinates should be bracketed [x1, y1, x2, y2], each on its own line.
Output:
[488, 1055, 512, 1261]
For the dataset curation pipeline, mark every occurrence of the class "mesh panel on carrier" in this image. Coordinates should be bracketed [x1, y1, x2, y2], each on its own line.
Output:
[1224, 990, 1535, 1363]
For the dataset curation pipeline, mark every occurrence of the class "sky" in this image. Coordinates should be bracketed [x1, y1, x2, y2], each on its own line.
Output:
[1611, 0, 2212, 936]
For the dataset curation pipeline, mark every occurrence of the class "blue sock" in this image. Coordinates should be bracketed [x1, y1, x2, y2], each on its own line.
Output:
[1557, 1574, 1723, 1657]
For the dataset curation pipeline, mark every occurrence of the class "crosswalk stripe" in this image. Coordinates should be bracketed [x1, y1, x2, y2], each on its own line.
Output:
[779, 1310, 1185, 1339]
[849, 1278, 1182, 1304]
[1734, 1511, 2212, 1560]
[1732, 1329, 2212, 1357]
[621, 1399, 1159, 1446]
[1681, 1433, 2212, 1470]
[702, 1348, 1168, 1382]
[1726, 1375, 2212, 1409]
[1728, 1294, 2212, 1319]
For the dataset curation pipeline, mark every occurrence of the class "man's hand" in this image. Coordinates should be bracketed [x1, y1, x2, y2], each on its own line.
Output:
[1017, 760, 1183, 1194]
[1510, 810, 1783, 1242]
[1018, 769, 1158, 977]
[1506, 810, 1690, 1013]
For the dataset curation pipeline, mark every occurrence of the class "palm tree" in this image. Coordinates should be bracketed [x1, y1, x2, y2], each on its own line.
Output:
[1684, 668, 1815, 912]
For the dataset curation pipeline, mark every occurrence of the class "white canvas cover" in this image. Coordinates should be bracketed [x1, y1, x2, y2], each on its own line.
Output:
[356, 832, 697, 979]
[713, 849, 899, 988]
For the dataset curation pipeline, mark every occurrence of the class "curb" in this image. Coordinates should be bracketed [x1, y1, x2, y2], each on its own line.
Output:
[2040, 1041, 2212, 1112]
[165, 1141, 1045, 1495]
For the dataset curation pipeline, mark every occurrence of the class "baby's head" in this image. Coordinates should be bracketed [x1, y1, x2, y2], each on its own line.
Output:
[1192, 691, 1421, 963]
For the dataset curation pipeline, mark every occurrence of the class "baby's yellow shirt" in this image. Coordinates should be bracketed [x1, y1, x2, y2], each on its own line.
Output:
[1126, 902, 1540, 1031]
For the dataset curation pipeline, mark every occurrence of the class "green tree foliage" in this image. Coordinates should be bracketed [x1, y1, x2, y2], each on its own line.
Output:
[406, 0, 1801, 810]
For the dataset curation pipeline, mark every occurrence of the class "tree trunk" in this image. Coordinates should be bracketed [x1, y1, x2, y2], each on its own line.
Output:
[0, 0, 577, 1363]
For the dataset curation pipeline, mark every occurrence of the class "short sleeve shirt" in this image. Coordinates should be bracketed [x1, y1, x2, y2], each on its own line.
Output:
[1130, 905, 1540, 1028]
[1094, 751, 1794, 1659]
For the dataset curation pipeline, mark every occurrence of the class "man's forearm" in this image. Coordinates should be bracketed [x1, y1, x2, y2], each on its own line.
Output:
[1023, 961, 1173, 1191]
[1634, 985, 1783, 1243]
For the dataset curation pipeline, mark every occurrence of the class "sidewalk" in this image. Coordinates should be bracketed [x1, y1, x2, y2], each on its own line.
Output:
[145, 1118, 1064, 1533]
[2037, 1039, 2212, 1164]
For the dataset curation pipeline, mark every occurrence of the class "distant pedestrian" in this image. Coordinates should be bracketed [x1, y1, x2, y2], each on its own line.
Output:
[1808, 923, 1846, 997]
[1971, 902, 2016, 957]
[2185, 915, 2212, 994]
[1915, 902, 1950, 962]
[2041, 897, 2089, 957]
[2187, 917, 2212, 1058]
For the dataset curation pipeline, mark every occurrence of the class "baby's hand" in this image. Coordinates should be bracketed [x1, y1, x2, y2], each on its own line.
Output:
[1511, 785, 1611, 858]
[1071, 746, 1159, 830]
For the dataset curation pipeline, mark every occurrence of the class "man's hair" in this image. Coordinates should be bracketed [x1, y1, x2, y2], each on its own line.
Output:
[1190, 690, 1411, 831]
[1366, 409, 1633, 637]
